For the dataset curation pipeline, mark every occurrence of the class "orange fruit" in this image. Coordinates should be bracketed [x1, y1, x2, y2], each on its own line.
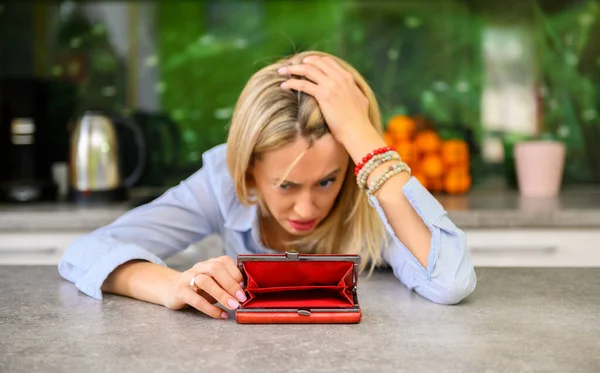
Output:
[441, 140, 469, 167]
[414, 130, 442, 155]
[393, 132, 412, 142]
[449, 165, 470, 175]
[383, 132, 395, 146]
[409, 161, 420, 175]
[428, 177, 444, 193]
[395, 141, 417, 165]
[413, 115, 432, 133]
[386, 115, 416, 140]
[444, 170, 471, 194]
[420, 154, 444, 178]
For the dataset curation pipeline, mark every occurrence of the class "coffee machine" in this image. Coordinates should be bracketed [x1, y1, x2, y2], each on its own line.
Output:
[0, 77, 77, 202]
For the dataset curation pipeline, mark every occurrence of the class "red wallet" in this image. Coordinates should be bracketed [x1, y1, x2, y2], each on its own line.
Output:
[236, 251, 362, 324]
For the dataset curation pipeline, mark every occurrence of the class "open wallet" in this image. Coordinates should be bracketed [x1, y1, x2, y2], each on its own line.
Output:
[236, 251, 362, 324]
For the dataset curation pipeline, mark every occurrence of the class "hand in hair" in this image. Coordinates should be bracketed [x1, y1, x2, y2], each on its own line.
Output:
[278, 55, 375, 146]
[279, 54, 432, 270]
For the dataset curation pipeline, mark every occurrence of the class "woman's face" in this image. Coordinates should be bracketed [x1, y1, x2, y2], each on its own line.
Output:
[252, 134, 349, 237]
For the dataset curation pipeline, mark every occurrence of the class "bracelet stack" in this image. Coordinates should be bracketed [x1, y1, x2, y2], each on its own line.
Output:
[354, 145, 411, 199]
[356, 150, 401, 190]
[366, 162, 411, 198]
[354, 146, 396, 176]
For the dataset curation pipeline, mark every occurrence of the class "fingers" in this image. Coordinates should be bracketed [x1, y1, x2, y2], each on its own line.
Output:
[170, 257, 249, 320]
[199, 257, 247, 303]
[278, 63, 328, 85]
[279, 56, 357, 100]
[183, 286, 229, 320]
[209, 256, 244, 285]
[280, 79, 319, 97]
[303, 55, 350, 84]
[193, 258, 247, 303]
[191, 273, 243, 311]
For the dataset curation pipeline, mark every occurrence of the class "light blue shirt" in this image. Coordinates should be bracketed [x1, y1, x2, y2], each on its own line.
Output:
[58, 144, 476, 305]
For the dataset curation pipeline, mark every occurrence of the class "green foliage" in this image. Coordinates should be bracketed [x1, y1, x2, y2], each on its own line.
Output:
[53, 7, 127, 115]
[46, 0, 599, 184]
[156, 0, 342, 164]
[341, 1, 484, 132]
[532, 0, 600, 182]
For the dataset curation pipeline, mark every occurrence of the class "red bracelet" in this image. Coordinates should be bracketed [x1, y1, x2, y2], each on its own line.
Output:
[354, 146, 396, 176]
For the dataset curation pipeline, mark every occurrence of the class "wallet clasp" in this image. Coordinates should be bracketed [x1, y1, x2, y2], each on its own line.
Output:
[285, 251, 299, 260]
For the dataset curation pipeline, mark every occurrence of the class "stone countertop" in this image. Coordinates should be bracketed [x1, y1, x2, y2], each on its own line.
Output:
[435, 187, 600, 228]
[1, 266, 598, 372]
[1, 187, 600, 232]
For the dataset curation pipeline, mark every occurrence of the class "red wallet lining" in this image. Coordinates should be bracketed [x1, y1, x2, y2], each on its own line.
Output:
[243, 289, 352, 308]
[243, 261, 354, 288]
[242, 261, 355, 309]
[248, 285, 342, 293]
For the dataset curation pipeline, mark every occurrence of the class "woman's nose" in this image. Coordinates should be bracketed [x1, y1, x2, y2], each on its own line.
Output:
[294, 191, 317, 219]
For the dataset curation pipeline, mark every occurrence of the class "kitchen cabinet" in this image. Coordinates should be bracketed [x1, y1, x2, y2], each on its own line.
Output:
[1, 229, 599, 267]
[0, 232, 86, 265]
[0, 232, 224, 266]
[465, 229, 600, 267]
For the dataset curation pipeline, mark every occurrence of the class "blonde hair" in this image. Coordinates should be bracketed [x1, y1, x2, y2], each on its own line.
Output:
[226, 51, 388, 274]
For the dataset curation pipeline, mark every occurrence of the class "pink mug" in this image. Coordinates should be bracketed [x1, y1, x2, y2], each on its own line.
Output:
[514, 141, 565, 198]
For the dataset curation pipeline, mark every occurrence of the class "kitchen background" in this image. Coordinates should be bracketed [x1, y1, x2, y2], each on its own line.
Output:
[1, 0, 599, 268]
[2, 0, 599, 191]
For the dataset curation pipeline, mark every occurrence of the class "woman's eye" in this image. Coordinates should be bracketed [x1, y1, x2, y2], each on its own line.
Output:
[279, 183, 290, 190]
[318, 178, 336, 188]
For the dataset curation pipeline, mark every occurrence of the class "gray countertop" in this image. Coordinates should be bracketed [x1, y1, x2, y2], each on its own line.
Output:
[0, 266, 598, 372]
[1, 187, 600, 232]
[435, 187, 600, 228]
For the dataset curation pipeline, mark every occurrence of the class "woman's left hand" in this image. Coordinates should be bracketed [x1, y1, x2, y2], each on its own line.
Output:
[278, 55, 377, 146]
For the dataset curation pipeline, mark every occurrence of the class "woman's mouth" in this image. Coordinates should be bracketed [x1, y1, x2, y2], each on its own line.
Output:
[288, 219, 317, 231]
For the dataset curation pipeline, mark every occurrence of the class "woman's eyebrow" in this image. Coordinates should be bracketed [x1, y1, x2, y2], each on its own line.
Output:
[272, 168, 341, 186]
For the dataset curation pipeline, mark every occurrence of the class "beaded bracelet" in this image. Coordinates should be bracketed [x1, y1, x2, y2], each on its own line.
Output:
[354, 146, 396, 176]
[356, 151, 401, 190]
[367, 162, 411, 199]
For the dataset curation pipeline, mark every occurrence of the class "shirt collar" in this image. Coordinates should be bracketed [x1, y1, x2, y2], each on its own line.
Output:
[223, 202, 256, 232]
[225, 203, 284, 255]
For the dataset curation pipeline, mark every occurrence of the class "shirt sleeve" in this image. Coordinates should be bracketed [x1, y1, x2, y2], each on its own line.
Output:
[57, 165, 222, 301]
[370, 176, 477, 305]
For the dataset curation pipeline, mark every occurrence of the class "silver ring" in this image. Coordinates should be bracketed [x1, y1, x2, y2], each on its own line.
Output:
[190, 274, 199, 291]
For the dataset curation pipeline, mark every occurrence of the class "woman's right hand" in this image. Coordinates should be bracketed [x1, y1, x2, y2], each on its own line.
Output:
[163, 256, 247, 319]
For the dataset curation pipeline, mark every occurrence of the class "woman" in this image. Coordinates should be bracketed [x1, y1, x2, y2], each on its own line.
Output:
[58, 51, 476, 319]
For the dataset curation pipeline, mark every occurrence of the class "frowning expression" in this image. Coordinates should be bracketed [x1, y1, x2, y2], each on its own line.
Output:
[252, 134, 349, 236]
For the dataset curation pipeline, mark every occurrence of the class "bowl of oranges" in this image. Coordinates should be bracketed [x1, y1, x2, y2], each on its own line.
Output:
[383, 115, 472, 195]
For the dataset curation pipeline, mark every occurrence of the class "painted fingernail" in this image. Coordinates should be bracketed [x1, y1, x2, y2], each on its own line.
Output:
[280, 82, 288, 89]
[228, 298, 240, 309]
[239, 281, 245, 289]
[221, 311, 229, 319]
[236, 290, 248, 303]
[278, 67, 287, 74]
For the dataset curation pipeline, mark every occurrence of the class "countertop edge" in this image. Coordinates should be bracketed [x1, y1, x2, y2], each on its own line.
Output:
[1, 208, 600, 232]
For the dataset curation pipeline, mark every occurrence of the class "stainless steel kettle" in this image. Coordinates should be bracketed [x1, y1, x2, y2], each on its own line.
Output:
[68, 111, 146, 203]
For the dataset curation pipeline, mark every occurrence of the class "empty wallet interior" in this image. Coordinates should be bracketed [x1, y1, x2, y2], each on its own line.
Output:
[241, 261, 355, 309]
